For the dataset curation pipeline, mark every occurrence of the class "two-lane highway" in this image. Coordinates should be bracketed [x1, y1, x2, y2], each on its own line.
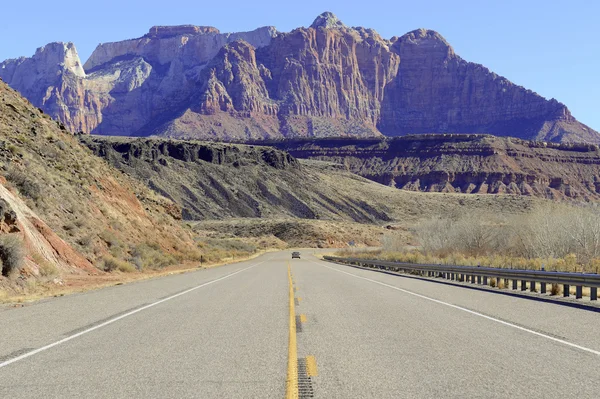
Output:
[1, 251, 599, 398]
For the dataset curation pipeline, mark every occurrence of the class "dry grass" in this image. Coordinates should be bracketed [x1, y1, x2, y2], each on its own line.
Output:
[344, 203, 600, 274]
[337, 247, 600, 274]
[0, 247, 275, 304]
[32, 252, 59, 277]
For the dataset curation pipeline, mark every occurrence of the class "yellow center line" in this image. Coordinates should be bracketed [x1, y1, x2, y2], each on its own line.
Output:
[286, 264, 299, 399]
[306, 355, 318, 377]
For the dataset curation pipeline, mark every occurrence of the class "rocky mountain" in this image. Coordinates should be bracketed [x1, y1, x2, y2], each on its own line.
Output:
[1, 12, 597, 142]
[265, 135, 600, 200]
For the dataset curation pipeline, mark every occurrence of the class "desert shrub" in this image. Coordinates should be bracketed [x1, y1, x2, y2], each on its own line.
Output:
[103, 255, 136, 273]
[7, 144, 23, 156]
[76, 234, 93, 248]
[99, 230, 121, 248]
[0, 234, 24, 277]
[5, 167, 41, 202]
[130, 243, 177, 270]
[409, 204, 600, 272]
[32, 252, 58, 277]
[415, 211, 507, 257]
[204, 238, 257, 253]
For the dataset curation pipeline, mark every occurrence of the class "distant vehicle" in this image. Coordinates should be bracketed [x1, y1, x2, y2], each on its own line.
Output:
[292, 252, 301, 259]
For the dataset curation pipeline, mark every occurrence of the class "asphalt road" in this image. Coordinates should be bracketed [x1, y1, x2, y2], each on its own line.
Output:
[1, 251, 599, 398]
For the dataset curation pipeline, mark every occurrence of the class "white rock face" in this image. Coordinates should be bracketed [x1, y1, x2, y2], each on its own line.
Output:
[0, 42, 85, 91]
[0, 26, 278, 136]
[83, 25, 277, 71]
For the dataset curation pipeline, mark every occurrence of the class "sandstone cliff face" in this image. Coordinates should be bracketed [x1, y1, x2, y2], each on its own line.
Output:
[266, 135, 600, 200]
[379, 29, 592, 142]
[256, 22, 399, 137]
[1, 13, 598, 143]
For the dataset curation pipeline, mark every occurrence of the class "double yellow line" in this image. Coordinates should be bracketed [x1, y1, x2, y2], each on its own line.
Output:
[286, 264, 299, 398]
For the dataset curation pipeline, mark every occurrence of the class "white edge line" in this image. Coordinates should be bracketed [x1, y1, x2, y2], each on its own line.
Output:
[316, 260, 600, 357]
[0, 261, 265, 369]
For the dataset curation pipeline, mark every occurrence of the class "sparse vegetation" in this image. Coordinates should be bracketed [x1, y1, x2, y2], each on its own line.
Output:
[0, 234, 24, 277]
[130, 242, 177, 270]
[103, 255, 136, 273]
[341, 203, 600, 273]
[5, 166, 42, 202]
[32, 252, 59, 277]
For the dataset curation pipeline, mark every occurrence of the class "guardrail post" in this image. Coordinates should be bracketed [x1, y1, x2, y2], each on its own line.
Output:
[328, 258, 600, 302]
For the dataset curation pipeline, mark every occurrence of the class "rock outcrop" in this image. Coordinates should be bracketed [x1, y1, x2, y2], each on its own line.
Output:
[1, 13, 598, 142]
[265, 135, 600, 200]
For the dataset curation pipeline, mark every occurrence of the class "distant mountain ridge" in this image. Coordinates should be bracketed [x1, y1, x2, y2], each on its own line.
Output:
[1, 12, 598, 143]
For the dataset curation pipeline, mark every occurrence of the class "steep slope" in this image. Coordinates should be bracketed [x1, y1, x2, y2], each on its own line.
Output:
[266, 135, 600, 200]
[1, 12, 597, 143]
[0, 79, 199, 286]
[379, 29, 593, 142]
[81, 135, 537, 224]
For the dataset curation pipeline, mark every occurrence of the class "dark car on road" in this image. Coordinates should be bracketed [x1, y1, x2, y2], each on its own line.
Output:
[292, 251, 301, 259]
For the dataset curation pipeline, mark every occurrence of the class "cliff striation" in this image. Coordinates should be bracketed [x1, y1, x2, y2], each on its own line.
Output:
[1, 12, 597, 142]
[265, 135, 600, 200]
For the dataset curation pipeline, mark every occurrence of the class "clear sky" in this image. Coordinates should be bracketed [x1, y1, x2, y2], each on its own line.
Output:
[1, 0, 598, 129]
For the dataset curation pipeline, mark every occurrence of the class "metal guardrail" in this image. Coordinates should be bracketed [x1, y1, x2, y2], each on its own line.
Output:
[323, 256, 600, 301]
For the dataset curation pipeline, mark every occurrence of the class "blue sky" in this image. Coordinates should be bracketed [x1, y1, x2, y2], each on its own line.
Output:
[1, 0, 598, 129]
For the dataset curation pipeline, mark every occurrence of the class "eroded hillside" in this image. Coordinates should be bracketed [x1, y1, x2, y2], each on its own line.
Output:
[266, 135, 600, 200]
[81, 135, 537, 224]
[0, 79, 200, 294]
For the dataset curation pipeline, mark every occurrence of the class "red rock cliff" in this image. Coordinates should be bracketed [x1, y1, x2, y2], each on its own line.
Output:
[1, 13, 598, 143]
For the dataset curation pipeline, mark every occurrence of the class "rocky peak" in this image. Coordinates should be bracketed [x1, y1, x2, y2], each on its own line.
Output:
[0, 41, 85, 93]
[393, 29, 455, 58]
[310, 12, 346, 29]
[35, 42, 86, 78]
